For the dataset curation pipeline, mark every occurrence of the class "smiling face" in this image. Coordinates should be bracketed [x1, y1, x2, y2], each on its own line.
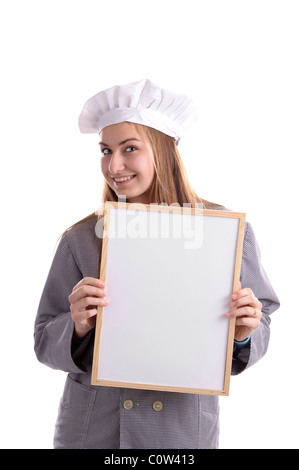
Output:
[99, 122, 155, 204]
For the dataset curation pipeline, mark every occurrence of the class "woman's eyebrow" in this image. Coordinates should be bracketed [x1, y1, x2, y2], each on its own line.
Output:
[98, 138, 141, 146]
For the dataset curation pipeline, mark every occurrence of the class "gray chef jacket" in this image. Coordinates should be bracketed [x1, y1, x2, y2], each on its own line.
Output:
[34, 212, 280, 449]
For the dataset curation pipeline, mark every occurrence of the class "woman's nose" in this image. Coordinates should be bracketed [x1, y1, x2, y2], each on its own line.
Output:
[108, 151, 126, 174]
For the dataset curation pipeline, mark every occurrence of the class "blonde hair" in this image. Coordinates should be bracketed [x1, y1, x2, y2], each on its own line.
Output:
[101, 123, 217, 208]
[62, 123, 220, 241]
[58, 123, 220, 265]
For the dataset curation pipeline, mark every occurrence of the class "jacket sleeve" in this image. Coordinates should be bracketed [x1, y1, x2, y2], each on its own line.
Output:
[34, 232, 85, 373]
[232, 222, 280, 375]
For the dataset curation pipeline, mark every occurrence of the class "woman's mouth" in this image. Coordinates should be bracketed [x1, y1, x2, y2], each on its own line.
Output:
[112, 175, 136, 186]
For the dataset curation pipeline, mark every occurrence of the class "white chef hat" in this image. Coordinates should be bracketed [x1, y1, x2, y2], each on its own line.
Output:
[78, 79, 197, 144]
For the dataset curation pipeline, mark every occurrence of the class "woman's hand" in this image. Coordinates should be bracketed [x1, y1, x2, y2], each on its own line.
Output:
[225, 282, 263, 342]
[69, 277, 109, 339]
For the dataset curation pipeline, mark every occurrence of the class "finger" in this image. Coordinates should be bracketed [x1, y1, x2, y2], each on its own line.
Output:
[69, 285, 107, 304]
[71, 298, 109, 322]
[232, 286, 253, 298]
[72, 277, 105, 292]
[235, 316, 261, 328]
[232, 281, 242, 298]
[226, 306, 262, 319]
[75, 296, 109, 311]
[230, 293, 262, 310]
[72, 307, 99, 323]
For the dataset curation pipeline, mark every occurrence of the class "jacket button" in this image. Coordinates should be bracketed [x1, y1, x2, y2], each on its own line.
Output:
[123, 399, 134, 410]
[152, 400, 163, 412]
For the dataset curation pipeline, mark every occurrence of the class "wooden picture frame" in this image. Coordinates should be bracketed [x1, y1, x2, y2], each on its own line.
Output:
[91, 202, 246, 396]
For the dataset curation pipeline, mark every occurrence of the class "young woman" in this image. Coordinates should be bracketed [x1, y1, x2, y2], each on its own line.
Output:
[34, 79, 280, 449]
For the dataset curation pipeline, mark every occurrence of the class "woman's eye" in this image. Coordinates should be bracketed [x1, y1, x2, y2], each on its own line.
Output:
[125, 146, 136, 152]
[101, 148, 111, 155]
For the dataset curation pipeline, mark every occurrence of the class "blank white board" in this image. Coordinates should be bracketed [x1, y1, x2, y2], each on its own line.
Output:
[92, 202, 246, 396]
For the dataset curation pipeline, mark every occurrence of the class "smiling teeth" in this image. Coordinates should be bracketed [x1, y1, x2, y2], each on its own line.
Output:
[114, 176, 134, 182]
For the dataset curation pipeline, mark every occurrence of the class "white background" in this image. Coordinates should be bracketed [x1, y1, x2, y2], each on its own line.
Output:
[0, 0, 298, 449]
